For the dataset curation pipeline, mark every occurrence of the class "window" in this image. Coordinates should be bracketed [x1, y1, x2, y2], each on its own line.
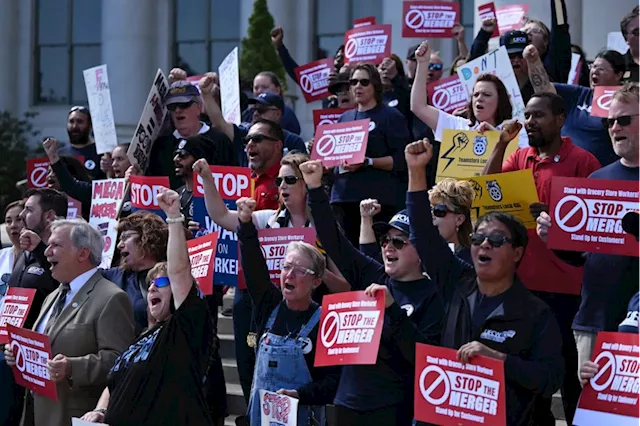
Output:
[314, 0, 383, 60]
[35, 0, 102, 104]
[174, 0, 241, 76]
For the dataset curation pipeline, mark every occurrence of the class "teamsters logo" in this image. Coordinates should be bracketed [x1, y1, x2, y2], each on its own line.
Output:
[486, 180, 503, 202]
[473, 135, 488, 156]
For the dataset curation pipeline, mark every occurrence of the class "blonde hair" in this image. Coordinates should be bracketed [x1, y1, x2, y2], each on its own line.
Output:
[146, 262, 168, 285]
[428, 179, 476, 248]
[613, 82, 639, 105]
[286, 241, 326, 278]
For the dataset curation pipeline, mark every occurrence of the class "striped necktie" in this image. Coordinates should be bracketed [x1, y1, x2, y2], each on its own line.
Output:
[44, 283, 70, 334]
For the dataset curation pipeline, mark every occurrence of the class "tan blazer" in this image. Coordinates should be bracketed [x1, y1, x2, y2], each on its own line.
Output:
[23, 271, 135, 426]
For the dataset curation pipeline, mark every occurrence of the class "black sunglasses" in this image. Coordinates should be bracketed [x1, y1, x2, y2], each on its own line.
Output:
[349, 78, 371, 87]
[432, 204, 453, 218]
[244, 133, 279, 145]
[69, 105, 90, 114]
[167, 100, 196, 112]
[428, 63, 444, 71]
[470, 233, 513, 248]
[379, 235, 409, 250]
[602, 114, 639, 129]
[275, 175, 299, 186]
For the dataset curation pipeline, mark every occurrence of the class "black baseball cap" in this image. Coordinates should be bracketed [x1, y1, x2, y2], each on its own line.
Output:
[248, 92, 284, 112]
[328, 71, 351, 95]
[500, 30, 529, 54]
[372, 210, 411, 238]
[174, 134, 215, 162]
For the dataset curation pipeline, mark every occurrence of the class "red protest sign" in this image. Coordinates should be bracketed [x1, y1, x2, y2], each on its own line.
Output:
[496, 4, 529, 34]
[353, 16, 376, 28]
[193, 166, 253, 200]
[7, 325, 57, 401]
[344, 24, 392, 65]
[415, 344, 506, 426]
[478, 3, 500, 38]
[0, 288, 36, 344]
[295, 58, 334, 103]
[591, 86, 622, 118]
[314, 290, 384, 367]
[67, 197, 82, 219]
[26, 158, 50, 188]
[130, 175, 170, 211]
[187, 232, 219, 295]
[574, 332, 639, 426]
[547, 177, 639, 257]
[402, 1, 460, 38]
[312, 108, 350, 131]
[311, 119, 370, 167]
[428, 75, 469, 114]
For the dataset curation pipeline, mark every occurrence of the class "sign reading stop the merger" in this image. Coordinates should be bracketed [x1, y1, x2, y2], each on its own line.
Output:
[187, 231, 219, 295]
[428, 75, 468, 114]
[415, 344, 506, 426]
[477, 3, 500, 38]
[311, 119, 370, 167]
[0, 288, 36, 344]
[314, 290, 384, 367]
[574, 332, 639, 426]
[129, 175, 169, 219]
[402, 1, 460, 38]
[312, 108, 350, 131]
[547, 177, 639, 257]
[343, 24, 391, 65]
[590, 86, 622, 118]
[295, 58, 334, 103]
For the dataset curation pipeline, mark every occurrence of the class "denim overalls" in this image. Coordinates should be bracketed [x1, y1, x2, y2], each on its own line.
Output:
[247, 303, 325, 426]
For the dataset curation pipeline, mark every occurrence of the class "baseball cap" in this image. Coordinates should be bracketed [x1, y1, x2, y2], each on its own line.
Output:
[372, 210, 410, 238]
[500, 30, 529, 54]
[328, 71, 351, 95]
[248, 92, 284, 112]
[165, 81, 201, 105]
[407, 44, 420, 60]
[174, 134, 216, 163]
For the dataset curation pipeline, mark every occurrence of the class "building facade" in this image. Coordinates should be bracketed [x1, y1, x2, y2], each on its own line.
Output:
[0, 0, 636, 143]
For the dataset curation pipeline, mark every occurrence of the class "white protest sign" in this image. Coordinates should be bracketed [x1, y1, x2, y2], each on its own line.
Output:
[568, 52, 582, 84]
[218, 47, 241, 125]
[127, 69, 169, 172]
[607, 32, 629, 55]
[89, 179, 126, 269]
[457, 46, 525, 120]
[259, 389, 299, 426]
[72, 419, 95, 426]
[83, 65, 118, 154]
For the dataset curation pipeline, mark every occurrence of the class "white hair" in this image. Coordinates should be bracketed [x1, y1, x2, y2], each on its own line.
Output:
[50, 218, 103, 266]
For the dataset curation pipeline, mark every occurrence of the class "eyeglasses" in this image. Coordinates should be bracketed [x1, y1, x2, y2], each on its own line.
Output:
[379, 235, 409, 250]
[275, 175, 299, 186]
[432, 204, 453, 218]
[174, 149, 191, 159]
[244, 133, 279, 145]
[428, 63, 443, 71]
[589, 65, 614, 74]
[525, 27, 546, 36]
[282, 264, 315, 277]
[602, 114, 639, 129]
[349, 78, 371, 87]
[167, 100, 196, 112]
[150, 276, 171, 288]
[470, 233, 513, 248]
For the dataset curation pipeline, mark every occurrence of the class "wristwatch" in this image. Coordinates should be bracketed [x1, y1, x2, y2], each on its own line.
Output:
[365, 157, 374, 167]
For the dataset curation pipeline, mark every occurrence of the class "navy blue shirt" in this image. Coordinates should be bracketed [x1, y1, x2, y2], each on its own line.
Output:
[241, 104, 301, 135]
[618, 293, 639, 333]
[572, 161, 640, 333]
[58, 143, 106, 180]
[554, 84, 618, 166]
[332, 104, 410, 207]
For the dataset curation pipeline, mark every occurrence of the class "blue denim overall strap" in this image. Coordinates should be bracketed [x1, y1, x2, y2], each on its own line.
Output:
[247, 303, 326, 426]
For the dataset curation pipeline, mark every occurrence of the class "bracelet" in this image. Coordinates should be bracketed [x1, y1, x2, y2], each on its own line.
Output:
[94, 408, 107, 414]
[165, 215, 185, 224]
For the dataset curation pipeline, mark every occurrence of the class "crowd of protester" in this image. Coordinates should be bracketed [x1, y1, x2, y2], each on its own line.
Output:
[0, 2, 637, 426]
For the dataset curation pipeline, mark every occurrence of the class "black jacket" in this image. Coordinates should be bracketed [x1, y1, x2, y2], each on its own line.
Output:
[407, 190, 564, 426]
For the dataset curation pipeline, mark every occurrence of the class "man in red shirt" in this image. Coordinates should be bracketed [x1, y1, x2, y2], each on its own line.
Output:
[483, 92, 600, 425]
[246, 118, 283, 211]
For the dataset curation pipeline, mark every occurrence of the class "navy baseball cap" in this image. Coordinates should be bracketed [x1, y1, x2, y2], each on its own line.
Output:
[372, 210, 410, 238]
[165, 81, 201, 105]
[407, 44, 420, 60]
[500, 30, 529, 54]
[174, 134, 215, 162]
[248, 92, 285, 112]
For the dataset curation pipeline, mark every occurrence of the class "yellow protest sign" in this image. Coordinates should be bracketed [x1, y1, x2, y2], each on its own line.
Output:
[463, 170, 540, 229]
[436, 129, 519, 182]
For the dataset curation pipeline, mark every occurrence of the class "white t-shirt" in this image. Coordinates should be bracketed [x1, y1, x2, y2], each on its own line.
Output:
[252, 209, 313, 230]
[435, 110, 529, 149]
[0, 246, 17, 309]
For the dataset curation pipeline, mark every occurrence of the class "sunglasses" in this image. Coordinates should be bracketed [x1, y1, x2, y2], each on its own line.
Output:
[349, 78, 371, 87]
[282, 264, 315, 277]
[379, 235, 409, 250]
[432, 204, 454, 218]
[244, 133, 279, 145]
[470, 233, 513, 248]
[150, 276, 171, 288]
[428, 63, 443, 71]
[167, 100, 196, 112]
[602, 114, 639, 129]
[508, 52, 524, 59]
[69, 105, 90, 114]
[275, 175, 299, 186]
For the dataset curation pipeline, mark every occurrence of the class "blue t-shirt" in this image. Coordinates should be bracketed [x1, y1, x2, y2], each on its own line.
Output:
[331, 104, 410, 207]
[554, 84, 617, 167]
[58, 143, 106, 180]
[572, 161, 640, 332]
[241, 104, 301, 135]
[618, 293, 639, 333]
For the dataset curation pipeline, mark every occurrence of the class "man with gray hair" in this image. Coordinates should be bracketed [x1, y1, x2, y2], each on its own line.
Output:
[4, 218, 134, 426]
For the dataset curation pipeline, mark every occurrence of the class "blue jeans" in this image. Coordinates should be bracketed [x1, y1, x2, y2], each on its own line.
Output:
[233, 288, 256, 403]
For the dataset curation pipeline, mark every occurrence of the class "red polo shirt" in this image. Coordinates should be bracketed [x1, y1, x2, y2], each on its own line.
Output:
[253, 161, 281, 211]
[502, 137, 602, 295]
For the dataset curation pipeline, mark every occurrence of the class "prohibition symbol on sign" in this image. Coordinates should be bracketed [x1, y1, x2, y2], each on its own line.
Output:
[405, 10, 425, 29]
[315, 135, 336, 157]
[420, 365, 450, 405]
[300, 75, 313, 94]
[320, 311, 340, 348]
[344, 39, 358, 59]
[597, 93, 614, 110]
[554, 195, 588, 233]
[590, 351, 616, 392]
[432, 89, 450, 110]
[11, 341, 26, 373]
[30, 167, 48, 188]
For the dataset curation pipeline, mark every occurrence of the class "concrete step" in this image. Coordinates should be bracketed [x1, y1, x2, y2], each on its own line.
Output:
[222, 357, 239, 384]
[218, 312, 234, 335]
[224, 414, 239, 426]
[551, 391, 565, 420]
[226, 383, 247, 417]
[219, 333, 236, 360]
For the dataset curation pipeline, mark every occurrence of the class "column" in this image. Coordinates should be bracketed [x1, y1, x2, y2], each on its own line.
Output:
[0, 0, 18, 113]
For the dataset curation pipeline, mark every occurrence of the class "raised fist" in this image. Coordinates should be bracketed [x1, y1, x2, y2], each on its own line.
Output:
[20, 230, 42, 252]
[499, 119, 522, 144]
[415, 41, 430, 63]
[271, 26, 284, 47]
[192, 158, 213, 180]
[360, 199, 382, 218]
[299, 160, 324, 189]
[481, 18, 496, 33]
[452, 23, 465, 41]
[523, 44, 539, 62]
[168, 68, 187, 84]
[42, 138, 59, 162]
[405, 139, 434, 169]
[199, 74, 215, 95]
[236, 197, 257, 223]
[157, 188, 181, 217]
